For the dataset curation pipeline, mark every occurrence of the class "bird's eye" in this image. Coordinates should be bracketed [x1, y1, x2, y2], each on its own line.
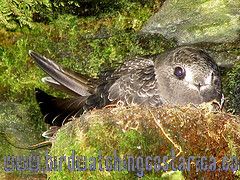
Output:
[174, 66, 186, 79]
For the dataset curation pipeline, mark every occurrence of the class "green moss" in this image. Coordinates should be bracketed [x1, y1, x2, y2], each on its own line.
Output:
[0, 0, 174, 131]
[2, 0, 239, 179]
[223, 61, 240, 114]
[0, 102, 46, 178]
[49, 105, 240, 179]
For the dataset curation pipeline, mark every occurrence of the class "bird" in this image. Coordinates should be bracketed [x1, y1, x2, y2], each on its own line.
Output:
[29, 46, 222, 137]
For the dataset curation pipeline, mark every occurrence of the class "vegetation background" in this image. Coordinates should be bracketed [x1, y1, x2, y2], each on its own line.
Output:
[0, 0, 172, 178]
[0, 0, 172, 123]
[0, 0, 239, 179]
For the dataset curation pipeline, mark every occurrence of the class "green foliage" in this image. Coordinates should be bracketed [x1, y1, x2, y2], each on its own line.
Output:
[51, 0, 121, 16]
[45, 0, 163, 17]
[0, 0, 163, 30]
[0, 0, 51, 30]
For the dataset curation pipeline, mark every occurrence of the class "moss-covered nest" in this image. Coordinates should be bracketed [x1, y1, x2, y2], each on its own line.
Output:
[49, 103, 240, 179]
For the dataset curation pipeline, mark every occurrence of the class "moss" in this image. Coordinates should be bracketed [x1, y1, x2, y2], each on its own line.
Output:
[0, 0, 174, 134]
[223, 61, 240, 114]
[0, 8, 174, 180]
[49, 104, 240, 179]
[1, 0, 239, 179]
[0, 102, 47, 178]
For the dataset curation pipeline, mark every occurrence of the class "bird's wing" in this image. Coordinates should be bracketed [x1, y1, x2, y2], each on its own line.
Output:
[29, 50, 96, 96]
[107, 57, 163, 107]
[35, 88, 88, 126]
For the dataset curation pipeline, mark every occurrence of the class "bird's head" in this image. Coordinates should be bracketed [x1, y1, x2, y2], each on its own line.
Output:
[155, 46, 222, 105]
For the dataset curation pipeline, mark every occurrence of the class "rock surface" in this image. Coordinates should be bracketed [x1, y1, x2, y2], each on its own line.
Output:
[141, 0, 240, 45]
[0, 102, 46, 178]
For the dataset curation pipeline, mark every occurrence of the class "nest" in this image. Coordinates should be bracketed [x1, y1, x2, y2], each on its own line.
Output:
[51, 102, 240, 179]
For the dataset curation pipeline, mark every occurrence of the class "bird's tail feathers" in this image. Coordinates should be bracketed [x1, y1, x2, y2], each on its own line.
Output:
[29, 50, 96, 96]
[35, 88, 88, 126]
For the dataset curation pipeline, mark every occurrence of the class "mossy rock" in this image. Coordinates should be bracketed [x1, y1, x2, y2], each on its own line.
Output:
[0, 102, 46, 178]
[49, 104, 240, 179]
[141, 0, 240, 45]
[141, 0, 240, 67]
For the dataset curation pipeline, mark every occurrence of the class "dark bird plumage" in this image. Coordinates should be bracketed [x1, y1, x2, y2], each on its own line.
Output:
[29, 46, 222, 137]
